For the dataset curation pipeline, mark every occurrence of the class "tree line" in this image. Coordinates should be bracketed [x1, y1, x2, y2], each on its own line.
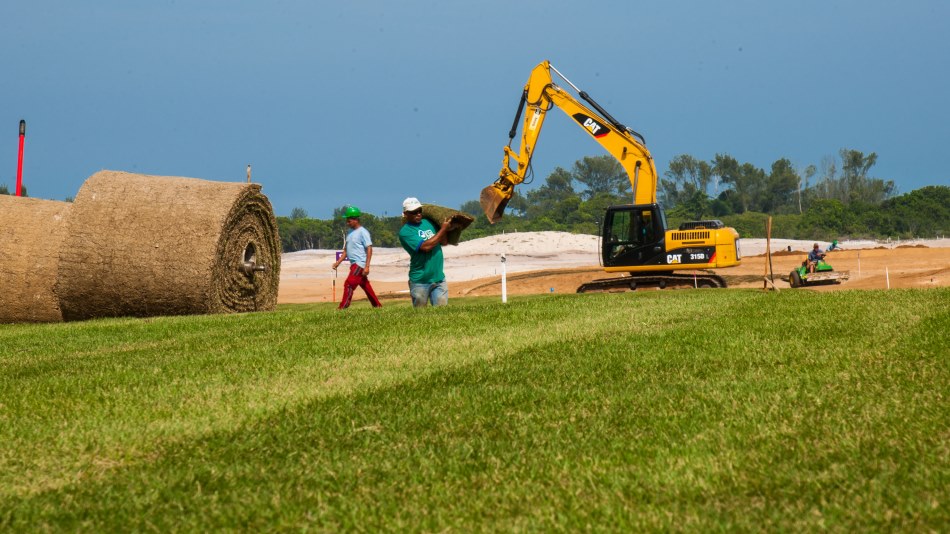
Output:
[0, 184, 28, 196]
[280, 148, 950, 251]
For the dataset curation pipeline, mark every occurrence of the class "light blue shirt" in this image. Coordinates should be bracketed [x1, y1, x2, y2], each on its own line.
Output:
[344, 226, 373, 268]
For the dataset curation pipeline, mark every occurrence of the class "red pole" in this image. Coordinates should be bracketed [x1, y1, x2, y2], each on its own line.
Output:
[15, 120, 25, 197]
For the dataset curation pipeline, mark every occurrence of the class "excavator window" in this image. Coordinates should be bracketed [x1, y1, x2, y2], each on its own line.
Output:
[608, 211, 632, 242]
[606, 207, 659, 260]
[606, 211, 629, 259]
[639, 210, 655, 244]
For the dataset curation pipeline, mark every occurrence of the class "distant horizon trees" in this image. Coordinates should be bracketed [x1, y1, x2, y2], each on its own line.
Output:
[660, 148, 896, 219]
[277, 150, 946, 252]
[0, 183, 28, 197]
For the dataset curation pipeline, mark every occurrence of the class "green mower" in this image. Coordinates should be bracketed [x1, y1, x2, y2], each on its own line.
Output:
[788, 258, 850, 288]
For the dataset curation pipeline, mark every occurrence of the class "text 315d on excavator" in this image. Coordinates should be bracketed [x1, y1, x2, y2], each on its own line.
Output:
[480, 60, 742, 292]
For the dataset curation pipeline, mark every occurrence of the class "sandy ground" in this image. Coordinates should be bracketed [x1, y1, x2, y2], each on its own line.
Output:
[278, 232, 950, 304]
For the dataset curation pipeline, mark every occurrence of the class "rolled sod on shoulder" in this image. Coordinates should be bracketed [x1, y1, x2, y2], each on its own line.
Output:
[0, 196, 71, 323]
[415, 204, 474, 246]
[56, 170, 281, 321]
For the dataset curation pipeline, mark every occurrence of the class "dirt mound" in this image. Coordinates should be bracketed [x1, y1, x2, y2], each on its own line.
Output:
[756, 250, 804, 257]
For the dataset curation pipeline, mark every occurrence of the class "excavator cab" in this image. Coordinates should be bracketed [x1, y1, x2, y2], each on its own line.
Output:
[602, 204, 667, 268]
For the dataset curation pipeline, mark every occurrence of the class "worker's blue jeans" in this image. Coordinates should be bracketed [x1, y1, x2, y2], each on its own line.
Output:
[408, 280, 448, 308]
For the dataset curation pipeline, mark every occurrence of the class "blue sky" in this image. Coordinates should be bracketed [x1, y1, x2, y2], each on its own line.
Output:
[3, 1, 948, 218]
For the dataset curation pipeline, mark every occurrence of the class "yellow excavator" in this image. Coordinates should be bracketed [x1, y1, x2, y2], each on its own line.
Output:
[480, 60, 742, 291]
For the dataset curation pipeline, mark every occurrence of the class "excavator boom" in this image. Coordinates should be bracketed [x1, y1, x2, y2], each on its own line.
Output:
[482, 60, 741, 288]
[481, 60, 658, 223]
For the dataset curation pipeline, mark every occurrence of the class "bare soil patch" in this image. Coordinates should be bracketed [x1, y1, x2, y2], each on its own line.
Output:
[279, 234, 950, 304]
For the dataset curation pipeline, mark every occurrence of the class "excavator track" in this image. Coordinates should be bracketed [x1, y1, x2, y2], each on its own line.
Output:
[576, 272, 727, 293]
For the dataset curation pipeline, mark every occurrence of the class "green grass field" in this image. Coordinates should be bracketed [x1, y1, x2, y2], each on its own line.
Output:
[1, 288, 948, 532]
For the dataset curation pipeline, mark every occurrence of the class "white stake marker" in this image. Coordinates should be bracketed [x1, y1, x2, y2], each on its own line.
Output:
[501, 253, 507, 304]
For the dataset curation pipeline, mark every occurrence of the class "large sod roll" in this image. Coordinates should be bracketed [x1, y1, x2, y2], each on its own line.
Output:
[421, 204, 474, 246]
[400, 204, 474, 246]
[0, 196, 71, 323]
[56, 170, 281, 321]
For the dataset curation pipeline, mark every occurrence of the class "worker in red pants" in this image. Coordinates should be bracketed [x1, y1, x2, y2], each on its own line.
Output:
[332, 206, 382, 309]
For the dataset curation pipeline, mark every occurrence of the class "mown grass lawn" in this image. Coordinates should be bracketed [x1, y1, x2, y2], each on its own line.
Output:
[1, 288, 947, 531]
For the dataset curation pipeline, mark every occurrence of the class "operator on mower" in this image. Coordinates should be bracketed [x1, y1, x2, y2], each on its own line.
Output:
[808, 243, 826, 273]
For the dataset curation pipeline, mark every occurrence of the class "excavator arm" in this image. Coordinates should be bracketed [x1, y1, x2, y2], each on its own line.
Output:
[481, 60, 741, 289]
[480, 60, 659, 223]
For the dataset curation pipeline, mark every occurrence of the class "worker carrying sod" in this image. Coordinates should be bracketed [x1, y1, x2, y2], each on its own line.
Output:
[332, 206, 382, 309]
[399, 197, 458, 308]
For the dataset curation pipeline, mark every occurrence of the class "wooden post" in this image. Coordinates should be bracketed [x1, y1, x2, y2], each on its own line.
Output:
[246, 164, 251, 183]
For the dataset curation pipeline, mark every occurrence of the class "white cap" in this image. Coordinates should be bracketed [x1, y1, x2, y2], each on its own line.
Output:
[402, 197, 422, 212]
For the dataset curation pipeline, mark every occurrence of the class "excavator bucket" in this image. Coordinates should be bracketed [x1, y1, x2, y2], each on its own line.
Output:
[480, 184, 511, 224]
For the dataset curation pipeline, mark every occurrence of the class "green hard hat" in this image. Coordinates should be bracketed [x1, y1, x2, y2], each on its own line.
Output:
[343, 206, 361, 218]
